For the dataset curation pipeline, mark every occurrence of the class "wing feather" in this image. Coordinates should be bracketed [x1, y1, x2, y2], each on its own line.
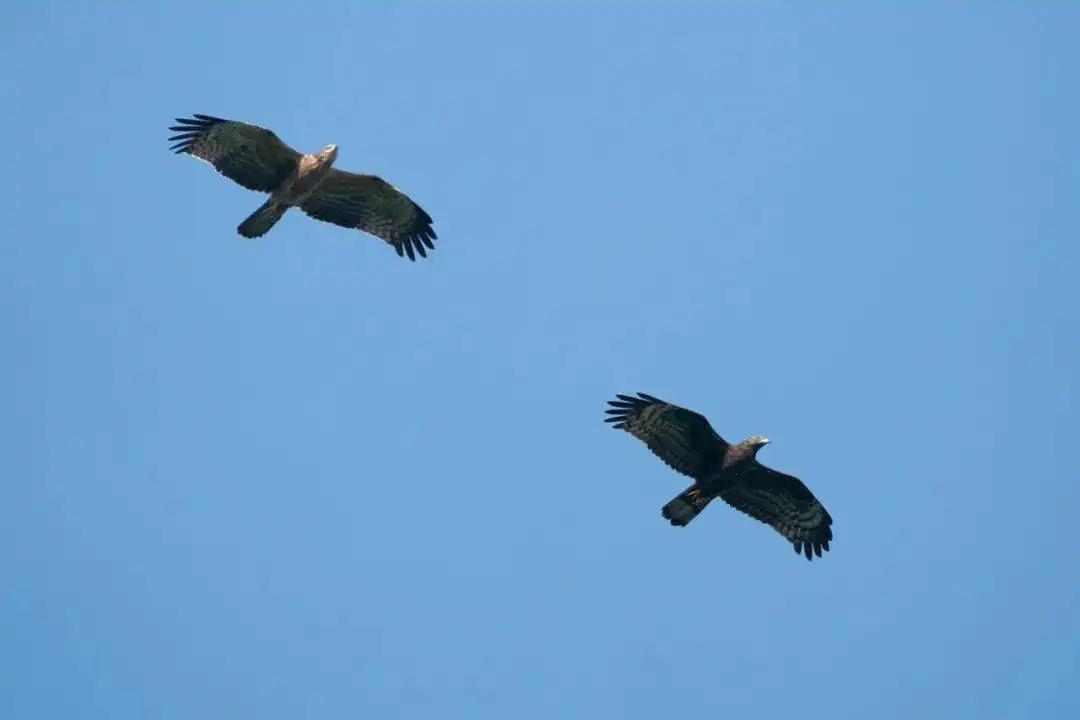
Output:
[169, 114, 300, 193]
[605, 393, 728, 481]
[720, 464, 834, 561]
[299, 170, 437, 261]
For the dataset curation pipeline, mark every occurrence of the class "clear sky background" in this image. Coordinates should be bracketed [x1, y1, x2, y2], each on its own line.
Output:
[2, 3, 1078, 718]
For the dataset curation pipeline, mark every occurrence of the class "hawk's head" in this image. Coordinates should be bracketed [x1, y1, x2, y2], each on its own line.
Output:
[745, 435, 771, 454]
[320, 144, 339, 163]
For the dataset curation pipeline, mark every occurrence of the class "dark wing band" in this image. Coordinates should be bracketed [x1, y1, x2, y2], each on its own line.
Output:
[168, 114, 300, 193]
[299, 170, 437, 261]
[720, 464, 833, 560]
[605, 393, 728, 480]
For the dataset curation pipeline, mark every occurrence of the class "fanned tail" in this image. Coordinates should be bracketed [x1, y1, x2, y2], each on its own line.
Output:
[238, 200, 288, 238]
[661, 485, 713, 527]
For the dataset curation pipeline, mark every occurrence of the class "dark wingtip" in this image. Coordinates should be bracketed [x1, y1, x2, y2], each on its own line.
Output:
[605, 392, 664, 427]
[394, 228, 438, 261]
[410, 224, 437, 255]
[604, 397, 633, 425]
[168, 114, 229, 151]
[609, 392, 663, 407]
[402, 201, 437, 256]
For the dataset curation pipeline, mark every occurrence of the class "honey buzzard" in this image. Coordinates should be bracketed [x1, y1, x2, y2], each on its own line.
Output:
[168, 114, 437, 260]
[605, 393, 834, 560]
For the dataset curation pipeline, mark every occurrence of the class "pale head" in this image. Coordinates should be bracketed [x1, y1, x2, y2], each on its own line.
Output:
[319, 144, 339, 162]
[745, 435, 771, 453]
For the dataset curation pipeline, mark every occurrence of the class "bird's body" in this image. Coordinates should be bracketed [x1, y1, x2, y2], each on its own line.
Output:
[236, 145, 339, 239]
[168, 114, 437, 260]
[700, 440, 762, 490]
[605, 392, 834, 561]
[282, 148, 340, 204]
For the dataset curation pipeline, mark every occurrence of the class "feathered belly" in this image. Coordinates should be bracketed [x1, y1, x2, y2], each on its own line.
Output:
[274, 160, 333, 206]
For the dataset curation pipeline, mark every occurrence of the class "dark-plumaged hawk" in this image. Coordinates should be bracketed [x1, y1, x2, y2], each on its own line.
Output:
[605, 393, 834, 561]
[168, 114, 437, 260]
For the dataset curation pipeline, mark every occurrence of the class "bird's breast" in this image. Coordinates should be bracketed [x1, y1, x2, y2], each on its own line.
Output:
[279, 157, 333, 205]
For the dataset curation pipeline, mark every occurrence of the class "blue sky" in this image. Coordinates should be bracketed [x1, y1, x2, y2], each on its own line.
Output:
[2, 3, 1078, 718]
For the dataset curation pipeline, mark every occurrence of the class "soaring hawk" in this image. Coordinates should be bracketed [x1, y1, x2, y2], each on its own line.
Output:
[168, 114, 437, 260]
[605, 393, 834, 560]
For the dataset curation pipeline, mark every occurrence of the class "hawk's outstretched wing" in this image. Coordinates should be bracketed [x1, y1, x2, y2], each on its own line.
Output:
[169, 114, 300, 193]
[605, 393, 728, 481]
[720, 464, 833, 560]
[299, 170, 437, 261]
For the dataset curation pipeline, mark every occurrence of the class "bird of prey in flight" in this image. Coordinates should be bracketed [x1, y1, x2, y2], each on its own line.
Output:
[605, 393, 834, 560]
[168, 114, 437, 260]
